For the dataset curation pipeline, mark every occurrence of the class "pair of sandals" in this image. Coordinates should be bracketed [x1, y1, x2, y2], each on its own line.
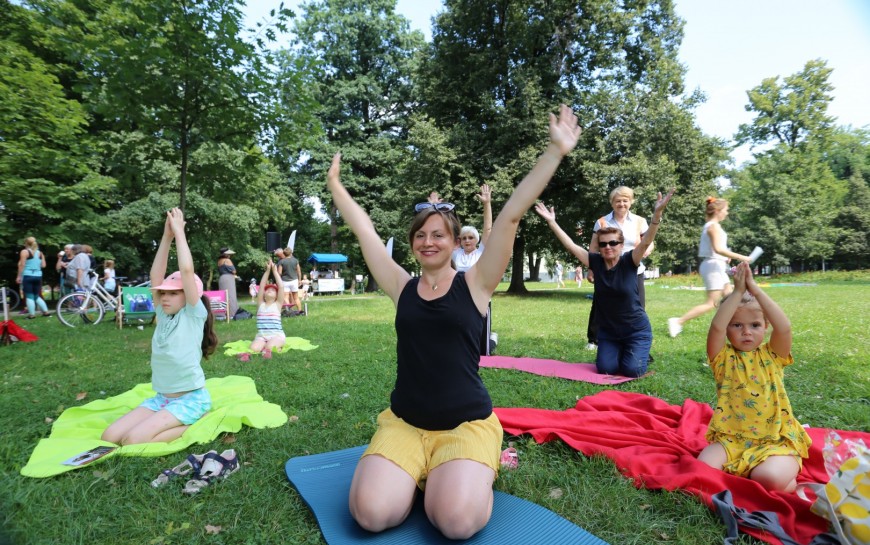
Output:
[151, 449, 239, 494]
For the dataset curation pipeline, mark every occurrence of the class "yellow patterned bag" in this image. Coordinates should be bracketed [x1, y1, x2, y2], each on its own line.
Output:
[798, 436, 870, 545]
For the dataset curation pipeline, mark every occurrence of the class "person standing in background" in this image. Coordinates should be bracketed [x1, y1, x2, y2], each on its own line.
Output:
[668, 197, 750, 337]
[56, 244, 74, 296]
[16, 237, 51, 318]
[277, 247, 303, 315]
[217, 247, 239, 318]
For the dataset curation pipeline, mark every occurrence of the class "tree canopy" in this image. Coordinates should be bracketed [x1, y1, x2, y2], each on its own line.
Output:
[1, 1, 866, 289]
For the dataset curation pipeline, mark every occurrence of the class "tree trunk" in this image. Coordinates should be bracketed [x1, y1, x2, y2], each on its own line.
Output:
[527, 252, 541, 281]
[506, 235, 527, 294]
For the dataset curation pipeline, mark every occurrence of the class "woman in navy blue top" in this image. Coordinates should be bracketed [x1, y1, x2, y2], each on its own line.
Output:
[327, 105, 580, 539]
[534, 189, 674, 377]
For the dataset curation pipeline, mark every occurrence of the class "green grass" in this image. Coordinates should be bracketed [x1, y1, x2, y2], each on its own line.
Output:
[2, 273, 868, 544]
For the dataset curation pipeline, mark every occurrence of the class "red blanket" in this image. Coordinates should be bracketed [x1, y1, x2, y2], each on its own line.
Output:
[495, 391, 870, 545]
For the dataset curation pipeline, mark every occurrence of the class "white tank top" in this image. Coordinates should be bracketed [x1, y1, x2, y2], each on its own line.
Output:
[698, 221, 727, 261]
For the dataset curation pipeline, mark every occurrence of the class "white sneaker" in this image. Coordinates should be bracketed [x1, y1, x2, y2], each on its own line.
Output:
[668, 318, 682, 338]
[585, 343, 597, 351]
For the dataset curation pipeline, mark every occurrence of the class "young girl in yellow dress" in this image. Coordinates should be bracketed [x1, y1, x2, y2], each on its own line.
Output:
[698, 262, 810, 492]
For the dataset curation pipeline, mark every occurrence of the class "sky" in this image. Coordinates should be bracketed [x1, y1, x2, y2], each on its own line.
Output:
[243, 0, 870, 165]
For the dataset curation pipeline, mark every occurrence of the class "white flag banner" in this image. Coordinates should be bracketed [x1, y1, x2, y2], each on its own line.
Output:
[385, 237, 394, 258]
[287, 230, 297, 251]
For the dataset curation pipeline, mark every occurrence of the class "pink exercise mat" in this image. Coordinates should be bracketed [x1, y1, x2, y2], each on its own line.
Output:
[479, 356, 640, 384]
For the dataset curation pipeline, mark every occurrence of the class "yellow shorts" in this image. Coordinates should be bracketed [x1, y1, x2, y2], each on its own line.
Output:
[363, 408, 503, 490]
[716, 435, 803, 477]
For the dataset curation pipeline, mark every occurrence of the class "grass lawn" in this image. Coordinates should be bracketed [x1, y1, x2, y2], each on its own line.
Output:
[2, 271, 868, 544]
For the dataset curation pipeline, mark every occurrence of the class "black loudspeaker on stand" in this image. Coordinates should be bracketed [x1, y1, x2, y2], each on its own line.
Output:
[266, 232, 281, 252]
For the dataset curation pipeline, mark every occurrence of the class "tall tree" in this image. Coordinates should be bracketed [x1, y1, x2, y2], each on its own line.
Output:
[281, 0, 425, 289]
[728, 60, 849, 271]
[735, 59, 835, 151]
[419, 0, 722, 290]
[0, 1, 113, 281]
[30, 0, 287, 210]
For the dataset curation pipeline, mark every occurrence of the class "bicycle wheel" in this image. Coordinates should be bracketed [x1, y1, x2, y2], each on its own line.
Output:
[3, 288, 20, 311]
[57, 293, 104, 327]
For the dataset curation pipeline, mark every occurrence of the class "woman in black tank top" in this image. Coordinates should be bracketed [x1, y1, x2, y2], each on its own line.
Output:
[325, 105, 581, 540]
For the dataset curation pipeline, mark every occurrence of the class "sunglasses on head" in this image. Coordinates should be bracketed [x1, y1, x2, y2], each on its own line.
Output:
[414, 202, 455, 213]
[599, 240, 623, 247]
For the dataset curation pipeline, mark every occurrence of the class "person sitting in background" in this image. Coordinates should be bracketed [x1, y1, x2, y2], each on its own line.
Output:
[236, 261, 286, 362]
[103, 260, 117, 296]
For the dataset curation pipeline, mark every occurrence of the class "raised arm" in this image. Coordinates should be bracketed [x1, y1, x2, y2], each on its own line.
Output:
[707, 264, 746, 360]
[468, 105, 581, 299]
[327, 153, 409, 303]
[150, 211, 174, 290]
[167, 208, 200, 307]
[744, 263, 791, 356]
[256, 262, 271, 305]
[477, 184, 493, 246]
[533, 203, 589, 267]
[632, 189, 674, 266]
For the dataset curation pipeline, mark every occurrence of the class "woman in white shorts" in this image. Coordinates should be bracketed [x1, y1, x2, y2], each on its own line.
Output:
[668, 197, 750, 337]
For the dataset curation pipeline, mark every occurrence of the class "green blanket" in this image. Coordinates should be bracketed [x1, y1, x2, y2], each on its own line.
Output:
[21, 375, 287, 478]
[222, 338, 319, 355]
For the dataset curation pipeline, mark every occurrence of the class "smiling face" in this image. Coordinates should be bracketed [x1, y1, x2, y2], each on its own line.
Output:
[726, 305, 768, 352]
[611, 195, 632, 216]
[460, 232, 479, 252]
[157, 289, 186, 315]
[597, 234, 624, 261]
[412, 214, 458, 267]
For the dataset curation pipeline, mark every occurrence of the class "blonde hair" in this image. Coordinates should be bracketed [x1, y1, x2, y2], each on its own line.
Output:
[24, 237, 38, 250]
[104, 259, 115, 269]
[705, 197, 728, 220]
[610, 186, 635, 205]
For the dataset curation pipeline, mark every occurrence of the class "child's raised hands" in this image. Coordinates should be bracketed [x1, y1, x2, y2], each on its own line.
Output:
[167, 207, 186, 234]
[732, 261, 750, 293]
[742, 261, 760, 295]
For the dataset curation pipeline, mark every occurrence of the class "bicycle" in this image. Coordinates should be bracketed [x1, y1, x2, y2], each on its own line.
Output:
[56, 271, 120, 327]
[1, 282, 21, 312]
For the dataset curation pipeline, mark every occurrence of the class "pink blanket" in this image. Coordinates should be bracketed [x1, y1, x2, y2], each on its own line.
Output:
[480, 355, 638, 385]
[495, 391, 869, 545]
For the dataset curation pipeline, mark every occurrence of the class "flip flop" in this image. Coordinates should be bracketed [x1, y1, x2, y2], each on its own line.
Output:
[182, 449, 240, 494]
[151, 451, 211, 488]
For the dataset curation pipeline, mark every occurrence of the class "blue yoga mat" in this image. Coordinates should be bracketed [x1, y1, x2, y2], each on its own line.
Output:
[284, 445, 609, 545]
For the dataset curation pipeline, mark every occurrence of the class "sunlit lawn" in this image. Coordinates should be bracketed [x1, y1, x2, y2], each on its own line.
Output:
[1, 271, 867, 544]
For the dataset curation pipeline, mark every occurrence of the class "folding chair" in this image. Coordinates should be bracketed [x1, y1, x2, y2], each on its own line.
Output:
[203, 290, 229, 323]
[116, 286, 156, 329]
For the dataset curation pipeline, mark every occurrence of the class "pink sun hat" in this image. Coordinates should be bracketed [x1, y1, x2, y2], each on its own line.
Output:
[151, 271, 204, 298]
